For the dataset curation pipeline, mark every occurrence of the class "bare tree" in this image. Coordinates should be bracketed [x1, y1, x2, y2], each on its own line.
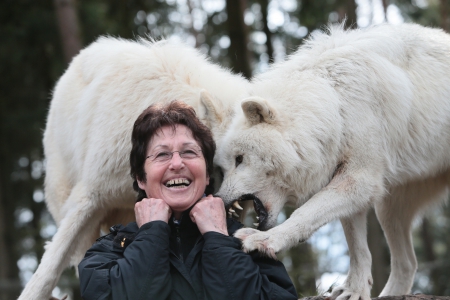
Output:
[258, 0, 274, 63]
[226, 0, 252, 79]
[54, 0, 83, 64]
[187, 0, 200, 48]
[0, 172, 21, 299]
[420, 217, 444, 294]
[336, 0, 358, 29]
[0, 178, 9, 299]
[441, 0, 449, 32]
[381, 0, 388, 22]
[367, 209, 389, 296]
[344, 0, 358, 29]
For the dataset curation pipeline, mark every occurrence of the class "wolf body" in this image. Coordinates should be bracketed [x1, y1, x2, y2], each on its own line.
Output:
[214, 23, 450, 299]
[18, 37, 249, 300]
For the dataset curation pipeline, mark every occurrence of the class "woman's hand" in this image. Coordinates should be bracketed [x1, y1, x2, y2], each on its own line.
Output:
[135, 198, 172, 227]
[190, 195, 228, 235]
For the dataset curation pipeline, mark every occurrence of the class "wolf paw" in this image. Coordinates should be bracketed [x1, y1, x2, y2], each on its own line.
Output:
[328, 285, 370, 300]
[234, 228, 280, 259]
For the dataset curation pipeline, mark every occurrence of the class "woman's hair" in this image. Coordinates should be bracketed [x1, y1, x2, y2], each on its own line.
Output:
[130, 100, 216, 201]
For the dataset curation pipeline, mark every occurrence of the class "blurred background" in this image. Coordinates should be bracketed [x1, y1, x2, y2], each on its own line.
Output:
[1, 0, 449, 299]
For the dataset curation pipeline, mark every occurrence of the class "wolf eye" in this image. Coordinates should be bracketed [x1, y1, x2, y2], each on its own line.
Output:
[235, 155, 243, 167]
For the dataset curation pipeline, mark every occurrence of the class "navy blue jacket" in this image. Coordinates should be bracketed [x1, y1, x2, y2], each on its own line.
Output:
[78, 216, 297, 300]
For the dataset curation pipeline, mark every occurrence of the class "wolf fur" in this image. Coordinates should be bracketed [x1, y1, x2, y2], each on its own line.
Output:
[18, 37, 249, 300]
[214, 23, 450, 299]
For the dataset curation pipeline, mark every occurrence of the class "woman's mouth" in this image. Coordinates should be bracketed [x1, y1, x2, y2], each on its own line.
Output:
[164, 178, 191, 188]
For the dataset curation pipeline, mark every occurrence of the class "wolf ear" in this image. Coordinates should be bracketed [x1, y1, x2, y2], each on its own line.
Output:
[200, 89, 224, 129]
[241, 97, 277, 125]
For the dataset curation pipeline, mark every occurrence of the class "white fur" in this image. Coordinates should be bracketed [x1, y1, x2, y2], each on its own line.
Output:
[18, 37, 249, 300]
[215, 23, 450, 299]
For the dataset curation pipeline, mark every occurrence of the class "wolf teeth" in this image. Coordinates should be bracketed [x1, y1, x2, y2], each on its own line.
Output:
[253, 223, 259, 227]
[232, 202, 243, 210]
[232, 212, 239, 218]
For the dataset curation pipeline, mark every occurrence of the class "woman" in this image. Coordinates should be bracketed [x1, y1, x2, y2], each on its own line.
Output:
[78, 101, 297, 300]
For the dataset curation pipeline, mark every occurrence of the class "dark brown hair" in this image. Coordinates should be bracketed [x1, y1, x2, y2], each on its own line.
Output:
[130, 100, 216, 201]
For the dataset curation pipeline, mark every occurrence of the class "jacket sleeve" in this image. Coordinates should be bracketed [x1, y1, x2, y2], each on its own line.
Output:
[201, 232, 298, 300]
[78, 221, 172, 300]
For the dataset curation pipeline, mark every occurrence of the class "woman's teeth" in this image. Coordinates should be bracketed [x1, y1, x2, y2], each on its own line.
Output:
[165, 178, 191, 187]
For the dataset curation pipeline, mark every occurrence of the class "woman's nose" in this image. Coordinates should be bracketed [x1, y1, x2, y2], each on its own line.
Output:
[169, 151, 184, 168]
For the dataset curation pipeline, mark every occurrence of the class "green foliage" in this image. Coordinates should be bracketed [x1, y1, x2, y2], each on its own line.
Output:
[278, 208, 318, 296]
[412, 206, 450, 295]
[0, 1, 63, 298]
[395, 0, 441, 27]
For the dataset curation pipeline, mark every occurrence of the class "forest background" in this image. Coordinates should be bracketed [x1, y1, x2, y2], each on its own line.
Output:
[1, 0, 449, 299]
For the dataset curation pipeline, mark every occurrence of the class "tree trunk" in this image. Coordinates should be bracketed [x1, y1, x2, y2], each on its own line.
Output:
[187, 0, 200, 48]
[0, 168, 21, 299]
[421, 217, 436, 262]
[258, 0, 274, 63]
[337, 0, 358, 29]
[0, 175, 8, 300]
[441, 0, 449, 32]
[420, 217, 444, 295]
[367, 209, 389, 296]
[344, 0, 358, 29]
[53, 0, 83, 64]
[381, 0, 388, 22]
[226, 0, 252, 79]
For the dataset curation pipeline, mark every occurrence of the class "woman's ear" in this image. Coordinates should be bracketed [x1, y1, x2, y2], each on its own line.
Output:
[137, 179, 146, 190]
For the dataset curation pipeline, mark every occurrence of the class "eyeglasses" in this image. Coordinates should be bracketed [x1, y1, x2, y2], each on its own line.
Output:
[146, 148, 203, 163]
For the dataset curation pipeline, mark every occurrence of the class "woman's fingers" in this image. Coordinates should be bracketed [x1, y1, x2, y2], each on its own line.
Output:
[191, 195, 228, 235]
[135, 198, 172, 227]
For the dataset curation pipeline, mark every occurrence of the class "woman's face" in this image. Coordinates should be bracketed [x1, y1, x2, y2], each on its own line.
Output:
[138, 124, 209, 218]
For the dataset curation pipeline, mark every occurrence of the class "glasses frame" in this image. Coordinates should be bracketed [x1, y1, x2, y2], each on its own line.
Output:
[146, 149, 203, 163]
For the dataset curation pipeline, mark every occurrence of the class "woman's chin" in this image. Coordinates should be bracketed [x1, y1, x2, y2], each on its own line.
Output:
[162, 185, 192, 199]
[163, 185, 200, 212]
[163, 192, 198, 212]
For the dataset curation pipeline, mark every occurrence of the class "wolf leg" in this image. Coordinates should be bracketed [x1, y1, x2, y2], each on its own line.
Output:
[70, 221, 102, 277]
[375, 190, 417, 296]
[376, 176, 449, 296]
[329, 210, 372, 300]
[18, 183, 104, 300]
[235, 167, 384, 254]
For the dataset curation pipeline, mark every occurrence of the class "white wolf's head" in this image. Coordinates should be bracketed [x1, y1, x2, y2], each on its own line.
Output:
[214, 95, 342, 230]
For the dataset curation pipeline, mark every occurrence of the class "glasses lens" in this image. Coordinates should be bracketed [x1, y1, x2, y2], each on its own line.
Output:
[153, 151, 171, 162]
[180, 149, 200, 159]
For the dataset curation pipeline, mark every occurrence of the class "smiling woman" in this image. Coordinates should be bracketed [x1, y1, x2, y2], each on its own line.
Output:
[77, 100, 298, 300]
[130, 101, 216, 201]
[138, 124, 210, 220]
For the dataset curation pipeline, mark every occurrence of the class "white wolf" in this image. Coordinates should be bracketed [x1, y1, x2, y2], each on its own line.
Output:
[214, 23, 450, 299]
[18, 37, 249, 300]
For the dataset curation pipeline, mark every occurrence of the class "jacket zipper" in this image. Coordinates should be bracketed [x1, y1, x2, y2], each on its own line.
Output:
[175, 224, 184, 263]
